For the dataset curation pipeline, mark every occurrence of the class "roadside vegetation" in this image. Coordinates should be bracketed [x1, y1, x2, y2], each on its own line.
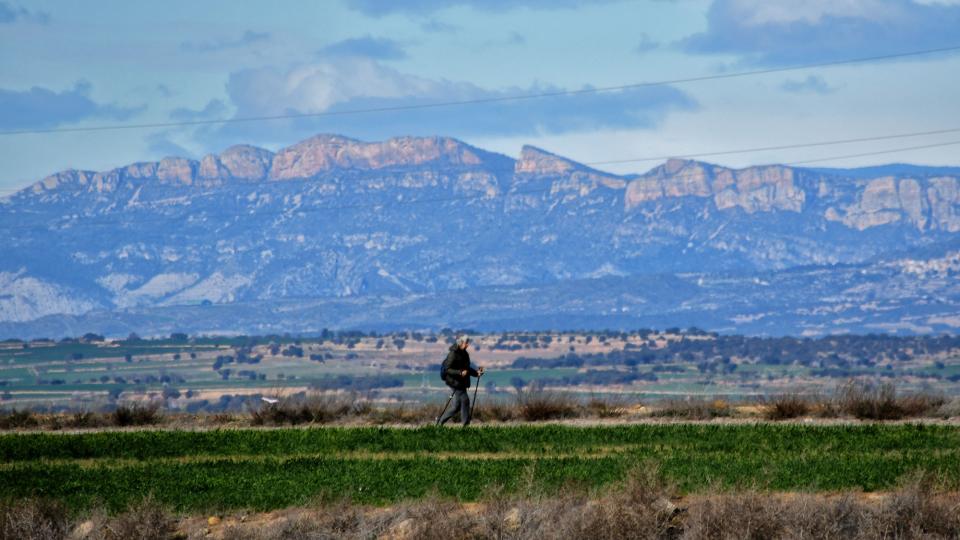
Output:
[2, 467, 958, 539]
[1, 381, 956, 431]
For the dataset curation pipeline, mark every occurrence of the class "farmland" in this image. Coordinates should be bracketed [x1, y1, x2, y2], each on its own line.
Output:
[3, 423, 960, 513]
[2, 330, 959, 413]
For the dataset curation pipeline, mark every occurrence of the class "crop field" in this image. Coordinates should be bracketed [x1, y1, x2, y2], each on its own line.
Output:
[3, 423, 959, 513]
[2, 330, 959, 412]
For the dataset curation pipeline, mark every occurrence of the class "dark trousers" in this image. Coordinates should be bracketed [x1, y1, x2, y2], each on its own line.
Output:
[438, 389, 471, 426]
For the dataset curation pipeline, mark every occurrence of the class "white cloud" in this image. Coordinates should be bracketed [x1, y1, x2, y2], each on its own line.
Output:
[226, 58, 442, 117]
[731, 0, 899, 25]
[203, 57, 694, 146]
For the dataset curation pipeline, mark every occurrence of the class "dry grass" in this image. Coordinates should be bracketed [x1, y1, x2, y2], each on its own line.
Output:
[649, 398, 733, 420]
[937, 397, 960, 418]
[249, 393, 373, 426]
[369, 402, 439, 425]
[92, 495, 176, 540]
[0, 499, 70, 540]
[212, 467, 681, 540]
[584, 395, 629, 418]
[192, 472, 960, 539]
[474, 399, 521, 422]
[3, 470, 959, 539]
[1, 381, 954, 432]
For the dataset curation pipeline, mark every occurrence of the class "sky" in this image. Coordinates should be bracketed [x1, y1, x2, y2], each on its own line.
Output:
[1, 0, 960, 193]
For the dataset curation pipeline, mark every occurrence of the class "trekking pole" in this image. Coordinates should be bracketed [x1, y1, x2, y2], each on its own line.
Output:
[470, 372, 483, 419]
[435, 390, 455, 425]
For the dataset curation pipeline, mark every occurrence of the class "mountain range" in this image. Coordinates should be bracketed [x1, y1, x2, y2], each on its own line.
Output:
[2, 133, 959, 338]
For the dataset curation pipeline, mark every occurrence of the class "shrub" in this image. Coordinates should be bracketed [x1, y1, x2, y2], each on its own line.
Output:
[897, 393, 946, 418]
[864, 475, 960, 539]
[112, 402, 161, 427]
[0, 498, 70, 540]
[0, 409, 38, 430]
[936, 397, 960, 418]
[763, 393, 811, 420]
[837, 381, 943, 420]
[838, 382, 903, 420]
[515, 385, 578, 421]
[64, 410, 109, 429]
[101, 494, 176, 540]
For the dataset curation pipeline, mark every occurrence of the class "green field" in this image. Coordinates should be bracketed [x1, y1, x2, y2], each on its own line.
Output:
[3, 424, 959, 513]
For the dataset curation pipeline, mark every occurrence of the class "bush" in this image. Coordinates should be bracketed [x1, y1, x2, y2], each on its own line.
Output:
[763, 394, 811, 420]
[65, 411, 109, 429]
[837, 382, 944, 420]
[0, 409, 38, 430]
[839, 382, 904, 420]
[112, 402, 161, 427]
[101, 494, 176, 540]
[515, 385, 578, 421]
[936, 397, 960, 418]
[897, 393, 946, 418]
[684, 491, 786, 539]
[0, 498, 70, 540]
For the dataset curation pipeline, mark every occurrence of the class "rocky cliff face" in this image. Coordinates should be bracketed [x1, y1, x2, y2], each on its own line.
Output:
[200, 144, 274, 181]
[824, 176, 960, 232]
[4, 133, 960, 335]
[268, 135, 491, 180]
[515, 146, 626, 195]
[27, 135, 501, 195]
[624, 159, 805, 213]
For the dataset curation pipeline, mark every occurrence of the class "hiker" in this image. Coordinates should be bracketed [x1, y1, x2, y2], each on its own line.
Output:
[438, 335, 484, 426]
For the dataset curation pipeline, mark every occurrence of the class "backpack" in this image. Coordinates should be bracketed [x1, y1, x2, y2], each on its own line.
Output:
[440, 353, 454, 386]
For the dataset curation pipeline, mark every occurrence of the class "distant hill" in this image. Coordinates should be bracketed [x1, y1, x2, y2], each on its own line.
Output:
[2, 133, 959, 337]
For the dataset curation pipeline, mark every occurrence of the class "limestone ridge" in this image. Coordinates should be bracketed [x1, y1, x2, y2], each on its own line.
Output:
[25, 135, 514, 194]
[625, 159, 804, 214]
[621, 159, 960, 231]
[4, 133, 960, 334]
[22, 134, 959, 234]
[514, 146, 626, 192]
[269, 135, 509, 180]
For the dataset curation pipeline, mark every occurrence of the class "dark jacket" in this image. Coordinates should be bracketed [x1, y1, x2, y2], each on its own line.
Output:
[444, 345, 478, 390]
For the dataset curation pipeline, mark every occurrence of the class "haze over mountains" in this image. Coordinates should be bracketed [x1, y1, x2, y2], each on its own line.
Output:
[2, 134, 960, 338]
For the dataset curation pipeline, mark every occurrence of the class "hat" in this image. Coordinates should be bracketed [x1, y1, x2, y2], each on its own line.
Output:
[456, 335, 471, 346]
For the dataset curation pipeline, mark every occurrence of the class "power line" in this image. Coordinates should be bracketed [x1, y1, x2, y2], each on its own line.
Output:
[2, 45, 959, 136]
[582, 127, 960, 166]
[785, 139, 960, 165]
[3, 138, 960, 233]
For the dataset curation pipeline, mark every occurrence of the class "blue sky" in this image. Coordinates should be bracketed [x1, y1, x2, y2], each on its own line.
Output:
[1, 0, 959, 192]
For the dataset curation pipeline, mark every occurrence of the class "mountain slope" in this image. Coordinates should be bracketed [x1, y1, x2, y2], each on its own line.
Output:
[2, 133, 959, 336]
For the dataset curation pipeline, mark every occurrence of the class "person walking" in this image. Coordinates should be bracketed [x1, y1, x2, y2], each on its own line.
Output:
[437, 335, 484, 426]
